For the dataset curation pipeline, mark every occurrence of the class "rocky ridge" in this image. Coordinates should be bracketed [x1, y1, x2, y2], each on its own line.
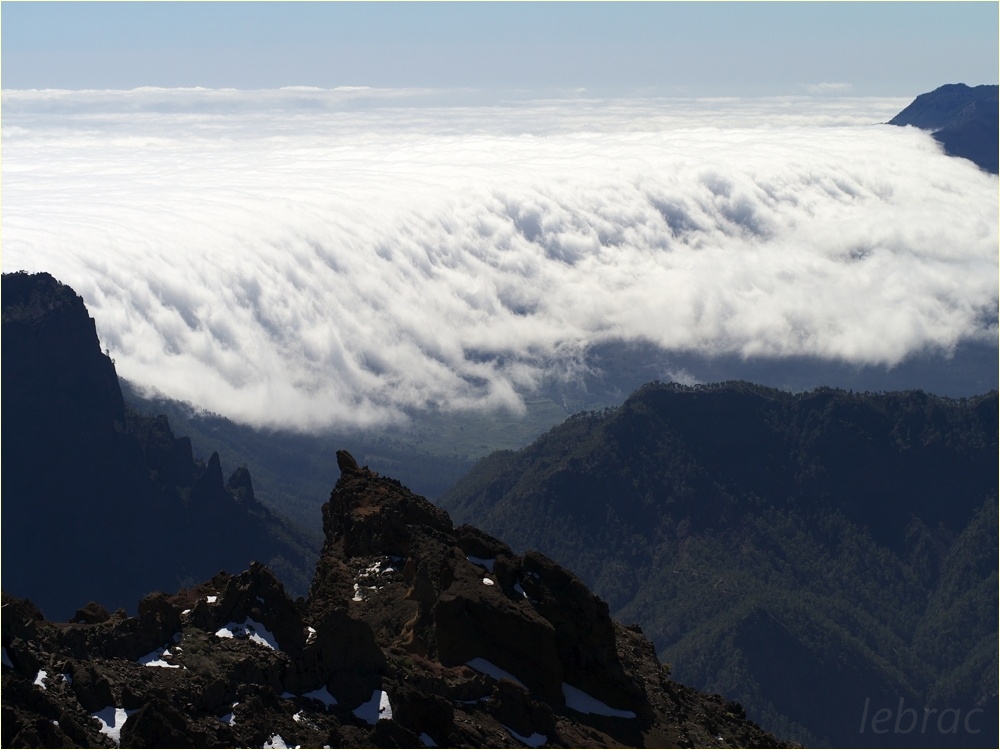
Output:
[2, 451, 791, 748]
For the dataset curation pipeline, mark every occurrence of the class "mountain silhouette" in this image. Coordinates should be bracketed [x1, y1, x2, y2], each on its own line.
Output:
[1, 271, 316, 620]
[889, 83, 999, 173]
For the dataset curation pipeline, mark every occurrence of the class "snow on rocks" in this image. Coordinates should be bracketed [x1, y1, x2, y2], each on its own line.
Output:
[301, 685, 339, 708]
[351, 556, 399, 602]
[562, 683, 636, 718]
[138, 646, 181, 668]
[465, 657, 527, 689]
[91, 706, 135, 747]
[352, 688, 392, 725]
[502, 724, 548, 747]
[32, 669, 48, 689]
[214, 618, 279, 650]
[263, 734, 299, 749]
[482, 577, 495, 586]
[218, 702, 237, 725]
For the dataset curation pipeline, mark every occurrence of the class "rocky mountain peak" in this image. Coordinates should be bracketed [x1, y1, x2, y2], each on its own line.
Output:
[888, 82, 999, 173]
[3, 453, 791, 748]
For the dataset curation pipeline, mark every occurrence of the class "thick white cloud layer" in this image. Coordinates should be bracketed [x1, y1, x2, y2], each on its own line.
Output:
[3, 89, 996, 429]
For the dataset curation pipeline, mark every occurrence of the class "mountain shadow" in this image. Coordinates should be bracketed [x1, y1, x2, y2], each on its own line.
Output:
[1, 271, 317, 621]
[440, 380, 999, 747]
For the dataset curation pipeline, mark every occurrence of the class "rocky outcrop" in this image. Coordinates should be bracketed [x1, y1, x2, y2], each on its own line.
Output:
[2, 452, 793, 748]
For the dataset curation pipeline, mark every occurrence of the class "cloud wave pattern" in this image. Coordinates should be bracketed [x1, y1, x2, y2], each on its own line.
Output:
[2, 90, 996, 430]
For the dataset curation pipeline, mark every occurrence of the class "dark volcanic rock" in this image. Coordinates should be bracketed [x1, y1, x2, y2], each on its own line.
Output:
[1, 459, 793, 748]
[889, 83, 999, 173]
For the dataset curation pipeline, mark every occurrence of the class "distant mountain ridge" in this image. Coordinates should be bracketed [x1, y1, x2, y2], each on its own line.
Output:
[889, 82, 999, 173]
[1, 271, 317, 620]
[440, 381, 999, 747]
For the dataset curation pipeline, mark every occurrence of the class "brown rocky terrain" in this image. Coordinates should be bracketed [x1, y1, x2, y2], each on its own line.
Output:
[2, 451, 792, 748]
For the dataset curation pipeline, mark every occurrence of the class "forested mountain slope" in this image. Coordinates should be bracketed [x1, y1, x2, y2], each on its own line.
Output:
[440, 381, 998, 747]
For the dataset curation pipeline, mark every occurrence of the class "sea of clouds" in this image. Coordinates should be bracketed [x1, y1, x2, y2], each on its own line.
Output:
[3, 88, 996, 430]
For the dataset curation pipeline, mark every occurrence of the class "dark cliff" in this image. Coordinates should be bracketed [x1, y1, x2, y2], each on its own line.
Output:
[889, 83, 999, 173]
[1, 271, 316, 620]
[2, 453, 793, 748]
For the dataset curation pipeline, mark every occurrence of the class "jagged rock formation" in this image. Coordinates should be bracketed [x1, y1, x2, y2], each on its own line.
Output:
[2, 454, 792, 748]
[889, 83, 999, 173]
[1, 271, 316, 619]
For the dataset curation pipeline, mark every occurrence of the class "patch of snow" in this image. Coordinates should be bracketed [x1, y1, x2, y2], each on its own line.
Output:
[138, 646, 181, 668]
[215, 619, 279, 650]
[263, 734, 289, 749]
[482, 577, 495, 586]
[352, 583, 364, 602]
[302, 685, 338, 707]
[1, 648, 12, 668]
[206, 595, 218, 603]
[379, 689, 393, 721]
[60, 673, 73, 685]
[181, 608, 192, 615]
[353, 689, 392, 725]
[305, 625, 317, 644]
[562, 683, 636, 718]
[292, 710, 303, 723]
[513, 582, 528, 598]
[219, 702, 237, 725]
[502, 724, 547, 747]
[466, 555, 495, 573]
[465, 657, 527, 689]
[33, 669, 49, 690]
[92, 706, 135, 746]
[419, 731, 438, 747]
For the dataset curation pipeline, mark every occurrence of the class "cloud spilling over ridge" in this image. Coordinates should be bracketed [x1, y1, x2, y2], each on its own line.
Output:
[2, 90, 996, 430]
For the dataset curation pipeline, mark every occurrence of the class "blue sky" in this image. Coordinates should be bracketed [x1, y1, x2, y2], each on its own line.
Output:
[2, 2, 997, 96]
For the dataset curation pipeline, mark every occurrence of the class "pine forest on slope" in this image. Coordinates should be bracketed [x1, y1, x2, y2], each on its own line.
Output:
[438, 381, 998, 748]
